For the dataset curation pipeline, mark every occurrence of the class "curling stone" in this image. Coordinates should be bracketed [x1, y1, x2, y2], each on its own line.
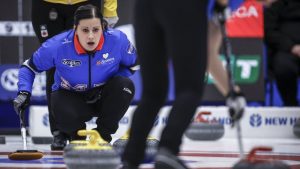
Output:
[293, 119, 300, 138]
[185, 111, 224, 140]
[113, 130, 159, 163]
[64, 140, 88, 153]
[233, 147, 290, 169]
[63, 130, 119, 169]
[0, 136, 5, 144]
[64, 131, 109, 152]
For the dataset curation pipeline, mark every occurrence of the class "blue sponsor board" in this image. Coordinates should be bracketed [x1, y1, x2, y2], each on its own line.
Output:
[0, 65, 46, 130]
[0, 64, 46, 102]
[0, 64, 20, 101]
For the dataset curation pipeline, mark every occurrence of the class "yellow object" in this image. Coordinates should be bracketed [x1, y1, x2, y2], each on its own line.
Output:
[73, 130, 112, 150]
[69, 140, 88, 145]
[119, 130, 130, 140]
[102, 0, 117, 17]
[119, 129, 157, 140]
[43, 0, 117, 17]
[43, 0, 87, 5]
[147, 136, 157, 140]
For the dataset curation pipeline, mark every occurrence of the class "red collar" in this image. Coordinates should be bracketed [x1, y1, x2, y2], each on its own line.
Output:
[74, 33, 104, 54]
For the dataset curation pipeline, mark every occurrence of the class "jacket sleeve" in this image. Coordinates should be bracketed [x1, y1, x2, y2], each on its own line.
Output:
[103, 0, 118, 17]
[18, 40, 56, 93]
[18, 66, 35, 94]
[264, 0, 294, 52]
[116, 32, 139, 77]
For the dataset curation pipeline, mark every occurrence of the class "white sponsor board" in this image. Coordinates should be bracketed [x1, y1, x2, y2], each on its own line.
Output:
[195, 107, 300, 138]
[29, 106, 52, 137]
[29, 106, 300, 140]
[0, 21, 35, 36]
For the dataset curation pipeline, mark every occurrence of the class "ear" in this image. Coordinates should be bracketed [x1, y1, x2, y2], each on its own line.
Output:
[74, 25, 78, 35]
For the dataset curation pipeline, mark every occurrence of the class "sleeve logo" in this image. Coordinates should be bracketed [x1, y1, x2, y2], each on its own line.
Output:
[126, 43, 136, 54]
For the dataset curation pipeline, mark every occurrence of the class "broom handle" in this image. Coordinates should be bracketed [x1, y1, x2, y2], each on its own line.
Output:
[218, 12, 234, 93]
[217, 11, 244, 159]
[19, 109, 27, 150]
[236, 121, 244, 159]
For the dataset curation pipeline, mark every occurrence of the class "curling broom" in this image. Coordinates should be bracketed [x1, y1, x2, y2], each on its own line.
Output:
[217, 9, 246, 159]
[8, 109, 43, 160]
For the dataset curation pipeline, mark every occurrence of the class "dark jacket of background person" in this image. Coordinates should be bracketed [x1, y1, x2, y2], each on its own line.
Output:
[264, 0, 300, 53]
[264, 0, 300, 106]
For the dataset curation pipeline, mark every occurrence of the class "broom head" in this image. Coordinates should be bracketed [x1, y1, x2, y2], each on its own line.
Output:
[8, 150, 43, 160]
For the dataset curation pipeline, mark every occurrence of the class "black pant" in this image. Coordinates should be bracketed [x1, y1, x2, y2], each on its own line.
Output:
[122, 0, 208, 166]
[31, 0, 102, 134]
[51, 76, 134, 142]
[272, 51, 300, 106]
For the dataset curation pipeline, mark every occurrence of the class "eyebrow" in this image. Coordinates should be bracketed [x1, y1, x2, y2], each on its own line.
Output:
[80, 25, 101, 28]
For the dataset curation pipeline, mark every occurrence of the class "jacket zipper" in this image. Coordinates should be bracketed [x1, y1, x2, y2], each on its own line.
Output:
[88, 53, 92, 89]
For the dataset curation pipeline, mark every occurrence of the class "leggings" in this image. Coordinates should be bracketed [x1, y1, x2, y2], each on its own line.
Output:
[122, 0, 208, 165]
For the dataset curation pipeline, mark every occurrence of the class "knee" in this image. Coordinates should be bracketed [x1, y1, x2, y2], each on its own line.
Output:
[109, 76, 135, 98]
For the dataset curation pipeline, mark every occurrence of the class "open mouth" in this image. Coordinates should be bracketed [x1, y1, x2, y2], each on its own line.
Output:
[87, 42, 95, 46]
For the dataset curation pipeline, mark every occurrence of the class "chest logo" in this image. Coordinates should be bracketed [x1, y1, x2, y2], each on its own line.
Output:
[103, 53, 109, 59]
[62, 59, 81, 67]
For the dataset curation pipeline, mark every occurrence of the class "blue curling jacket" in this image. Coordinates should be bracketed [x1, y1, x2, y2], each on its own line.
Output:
[18, 28, 139, 93]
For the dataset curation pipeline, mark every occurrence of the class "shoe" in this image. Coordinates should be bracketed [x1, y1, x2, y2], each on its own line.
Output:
[50, 131, 69, 150]
[119, 161, 138, 169]
[155, 147, 188, 169]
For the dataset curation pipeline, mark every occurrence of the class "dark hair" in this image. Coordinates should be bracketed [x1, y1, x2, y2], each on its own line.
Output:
[74, 4, 107, 30]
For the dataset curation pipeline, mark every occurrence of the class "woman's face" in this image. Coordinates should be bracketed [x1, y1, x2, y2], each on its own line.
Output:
[76, 18, 102, 51]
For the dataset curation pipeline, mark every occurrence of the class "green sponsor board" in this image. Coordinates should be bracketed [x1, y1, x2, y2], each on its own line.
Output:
[207, 55, 261, 84]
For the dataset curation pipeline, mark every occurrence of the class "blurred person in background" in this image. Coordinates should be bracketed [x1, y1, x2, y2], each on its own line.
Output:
[31, 0, 118, 150]
[208, 0, 240, 96]
[264, 0, 300, 106]
[209, 0, 277, 96]
[120, 0, 209, 168]
[120, 0, 271, 168]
